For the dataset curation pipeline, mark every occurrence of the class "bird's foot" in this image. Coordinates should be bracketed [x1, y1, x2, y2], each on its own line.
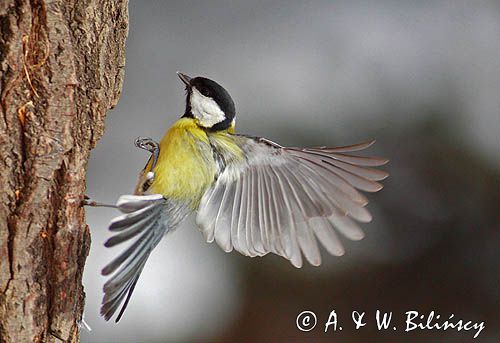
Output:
[135, 137, 160, 170]
[134, 137, 159, 153]
[83, 195, 117, 208]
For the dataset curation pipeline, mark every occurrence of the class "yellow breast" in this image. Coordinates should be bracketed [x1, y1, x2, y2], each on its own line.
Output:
[149, 118, 217, 208]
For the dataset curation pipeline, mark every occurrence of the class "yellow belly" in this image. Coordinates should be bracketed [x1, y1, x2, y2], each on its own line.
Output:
[149, 118, 217, 208]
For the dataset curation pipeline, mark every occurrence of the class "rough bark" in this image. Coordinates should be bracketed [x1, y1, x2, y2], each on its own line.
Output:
[0, 1, 128, 342]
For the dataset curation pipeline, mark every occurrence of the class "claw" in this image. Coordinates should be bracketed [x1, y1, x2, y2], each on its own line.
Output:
[135, 137, 160, 170]
[134, 137, 158, 152]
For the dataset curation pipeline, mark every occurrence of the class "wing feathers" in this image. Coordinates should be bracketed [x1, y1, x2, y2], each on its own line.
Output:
[287, 151, 368, 204]
[271, 165, 303, 267]
[310, 217, 345, 256]
[288, 149, 384, 192]
[329, 208, 365, 241]
[262, 166, 285, 256]
[197, 137, 387, 268]
[311, 153, 388, 181]
[249, 168, 265, 255]
[296, 221, 322, 266]
[256, 167, 271, 251]
[104, 206, 162, 247]
[109, 203, 159, 231]
[237, 172, 251, 256]
[315, 139, 375, 152]
[102, 229, 154, 276]
[214, 181, 235, 252]
[116, 194, 165, 213]
[230, 177, 243, 252]
[197, 181, 225, 243]
[296, 165, 372, 223]
[246, 169, 260, 255]
[102, 271, 142, 321]
[101, 195, 189, 322]
[321, 152, 388, 167]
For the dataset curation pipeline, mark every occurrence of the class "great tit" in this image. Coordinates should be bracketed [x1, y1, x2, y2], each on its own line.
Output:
[96, 72, 388, 322]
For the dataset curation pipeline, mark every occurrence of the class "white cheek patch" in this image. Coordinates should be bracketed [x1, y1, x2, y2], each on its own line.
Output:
[190, 87, 226, 127]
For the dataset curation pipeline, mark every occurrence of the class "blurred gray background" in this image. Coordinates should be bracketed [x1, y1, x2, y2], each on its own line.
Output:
[83, 1, 500, 342]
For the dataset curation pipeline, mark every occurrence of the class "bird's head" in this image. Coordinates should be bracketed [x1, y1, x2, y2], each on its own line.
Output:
[177, 72, 235, 131]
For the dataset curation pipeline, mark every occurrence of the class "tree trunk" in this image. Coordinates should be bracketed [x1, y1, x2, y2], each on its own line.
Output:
[0, 1, 128, 342]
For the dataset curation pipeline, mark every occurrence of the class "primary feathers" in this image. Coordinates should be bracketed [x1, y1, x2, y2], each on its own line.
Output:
[99, 72, 388, 322]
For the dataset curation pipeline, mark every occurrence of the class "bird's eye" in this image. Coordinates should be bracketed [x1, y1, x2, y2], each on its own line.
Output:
[199, 87, 210, 97]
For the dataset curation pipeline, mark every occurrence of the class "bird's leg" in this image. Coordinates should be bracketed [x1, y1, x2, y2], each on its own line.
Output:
[134, 137, 160, 170]
[84, 138, 160, 209]
[82, 195, 117, 208]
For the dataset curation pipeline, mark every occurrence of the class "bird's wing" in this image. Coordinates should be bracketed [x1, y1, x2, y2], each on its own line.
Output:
[196, 137, 388, 268]
[101, 194, 189, 322]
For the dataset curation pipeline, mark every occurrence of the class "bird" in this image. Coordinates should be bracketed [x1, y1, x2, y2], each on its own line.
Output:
[95, 72, 389, 322]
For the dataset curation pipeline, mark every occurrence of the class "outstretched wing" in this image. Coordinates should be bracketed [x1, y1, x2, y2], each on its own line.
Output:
[196, 137, 388, 268]
[101, 194, 189, 322]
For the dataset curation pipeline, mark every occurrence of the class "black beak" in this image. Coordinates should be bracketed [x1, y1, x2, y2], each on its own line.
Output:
[177, 72, 192, 87]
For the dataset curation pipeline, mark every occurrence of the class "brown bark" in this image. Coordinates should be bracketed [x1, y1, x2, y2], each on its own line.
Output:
[0, 1, 128, 342]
